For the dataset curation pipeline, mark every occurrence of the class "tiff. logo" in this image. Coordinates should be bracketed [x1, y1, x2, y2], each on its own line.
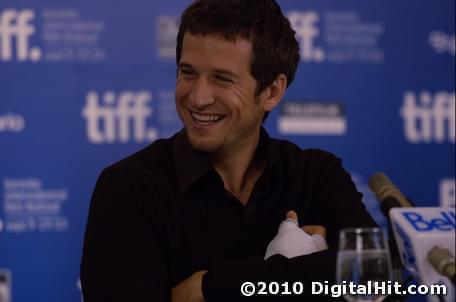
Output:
[0, 9, 41, 61]
[81, 91, 158, 144]
[400, 91, 455, 144]
[288, 11, 325, 62]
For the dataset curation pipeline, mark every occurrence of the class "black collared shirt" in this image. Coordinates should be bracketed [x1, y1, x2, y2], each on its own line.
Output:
[81, 128, 377, 302]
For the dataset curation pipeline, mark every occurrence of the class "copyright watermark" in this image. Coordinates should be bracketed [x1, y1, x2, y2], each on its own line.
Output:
[240, 281, 448, 297]
[312, 281, 447, 297]
[240, 281, 304, 296]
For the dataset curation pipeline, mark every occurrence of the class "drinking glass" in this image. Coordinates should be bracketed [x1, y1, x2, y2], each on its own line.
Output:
[336, 228, 393, 302]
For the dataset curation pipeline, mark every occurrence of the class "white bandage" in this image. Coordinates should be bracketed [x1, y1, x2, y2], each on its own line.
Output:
[264, 219, 328, 260]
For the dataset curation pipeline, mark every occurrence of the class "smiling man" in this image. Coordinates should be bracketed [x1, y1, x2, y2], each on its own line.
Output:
[175, 32, 285, 204]
[81, 1, 377, 302]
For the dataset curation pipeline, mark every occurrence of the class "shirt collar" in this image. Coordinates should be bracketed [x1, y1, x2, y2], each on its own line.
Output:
[172, 127, 276, 192]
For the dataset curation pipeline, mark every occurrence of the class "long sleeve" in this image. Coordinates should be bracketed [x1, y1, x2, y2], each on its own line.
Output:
[80, 167, 170, 302]
[202, 250, 339, 301]
[201, 151, 378, 301]
[310, 151, 378, 246]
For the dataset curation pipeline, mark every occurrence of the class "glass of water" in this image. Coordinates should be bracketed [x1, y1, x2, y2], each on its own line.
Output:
[336, 228, 393, 302]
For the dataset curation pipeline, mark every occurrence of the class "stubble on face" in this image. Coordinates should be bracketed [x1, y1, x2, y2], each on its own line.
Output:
[185, 98, 264, 156]
[175, 33, 266, 157]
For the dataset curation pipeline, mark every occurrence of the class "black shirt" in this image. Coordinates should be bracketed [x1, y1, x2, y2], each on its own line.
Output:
[81, 128, 377, 302]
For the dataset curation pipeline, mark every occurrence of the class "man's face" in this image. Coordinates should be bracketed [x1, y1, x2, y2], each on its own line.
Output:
[175, 32, 268, 154]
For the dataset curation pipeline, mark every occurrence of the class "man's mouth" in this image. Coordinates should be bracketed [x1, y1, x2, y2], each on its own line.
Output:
[191, 112, 226, 125]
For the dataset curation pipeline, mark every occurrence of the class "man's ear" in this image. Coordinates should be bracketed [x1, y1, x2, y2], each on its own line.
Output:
[260, 74, 287, 111]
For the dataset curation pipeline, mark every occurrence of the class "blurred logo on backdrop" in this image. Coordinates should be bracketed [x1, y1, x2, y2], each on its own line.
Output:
[429, 31, 455, 56]
[400, 90, 455, 144]
[287, 11, 325, 62]
[288, 10, 384, 63]
[81, 90, 158, 144]
[0, 8, 106, 62]
[81, 89, 181, 145]
[156, 15, 179, 59]
[0, 9, 41, 61]
[0, 270, 11, 302]
[440, 178, 455, 207]
[278, 101, 347, 135]
[1, 178, 69, 233]
[0, 112, 25, 133]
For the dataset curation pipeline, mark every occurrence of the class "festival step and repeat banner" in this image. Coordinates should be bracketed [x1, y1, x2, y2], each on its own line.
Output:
[1, 0, 454, 301]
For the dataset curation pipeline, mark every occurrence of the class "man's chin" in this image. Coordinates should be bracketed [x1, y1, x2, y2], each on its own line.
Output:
[187, 134, 222, 153]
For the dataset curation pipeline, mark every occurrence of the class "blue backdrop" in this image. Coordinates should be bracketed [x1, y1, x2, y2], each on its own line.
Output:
[1, 1, 454, 301]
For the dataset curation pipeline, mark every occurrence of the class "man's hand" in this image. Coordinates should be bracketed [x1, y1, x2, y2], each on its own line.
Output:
[264, 210, 328, 259]
[171, 270, 207, 302]
[286, 210, 326, 237]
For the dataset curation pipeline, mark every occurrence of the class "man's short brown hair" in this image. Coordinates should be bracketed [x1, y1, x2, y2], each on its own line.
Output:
[176, 0, 300, 98]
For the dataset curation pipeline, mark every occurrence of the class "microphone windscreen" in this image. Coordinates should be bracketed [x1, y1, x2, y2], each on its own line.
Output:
[368, 172, 413, 207]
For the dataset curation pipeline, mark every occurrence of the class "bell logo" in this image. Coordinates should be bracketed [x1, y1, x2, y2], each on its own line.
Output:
[400, 91, 455, 143]
[0, 9, 41, 61]
[288, 11, 325, 62]
[81, 91, 158, 144]
[401, 211, 456, 232]
[440, 179, 455, 207]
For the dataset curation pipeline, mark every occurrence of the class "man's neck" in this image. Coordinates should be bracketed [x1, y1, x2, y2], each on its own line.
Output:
[212, 130, 265, 205]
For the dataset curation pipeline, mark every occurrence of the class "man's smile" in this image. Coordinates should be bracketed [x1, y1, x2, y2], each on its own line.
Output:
[190, 111, 226, 126]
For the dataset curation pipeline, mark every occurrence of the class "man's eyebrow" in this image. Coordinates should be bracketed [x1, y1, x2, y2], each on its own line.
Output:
[178, 62, 194, 69]
[178, 63, 239, 79]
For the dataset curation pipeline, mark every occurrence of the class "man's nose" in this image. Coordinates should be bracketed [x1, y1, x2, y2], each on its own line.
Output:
[189, 77, 215, 109]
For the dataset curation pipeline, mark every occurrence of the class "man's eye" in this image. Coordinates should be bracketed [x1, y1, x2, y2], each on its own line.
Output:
[215, 75, 233, 83]
[180, 69, 195, 76]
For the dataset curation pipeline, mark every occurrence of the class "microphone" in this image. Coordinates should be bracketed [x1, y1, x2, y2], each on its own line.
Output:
[369, 173, 455, 301]
[369, 173, 413, 302]
[428, 246, 456, 285]
[368, 172, 414, 217]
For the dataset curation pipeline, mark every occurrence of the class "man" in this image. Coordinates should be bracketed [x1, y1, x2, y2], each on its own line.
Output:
[81, 1, 377, 301]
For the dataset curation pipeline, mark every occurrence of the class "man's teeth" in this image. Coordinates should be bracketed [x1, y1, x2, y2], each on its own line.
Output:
[192, 112, 224, 122]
